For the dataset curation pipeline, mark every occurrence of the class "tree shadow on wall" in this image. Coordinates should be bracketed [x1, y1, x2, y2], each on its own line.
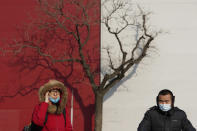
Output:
[104, 64, 139, 101]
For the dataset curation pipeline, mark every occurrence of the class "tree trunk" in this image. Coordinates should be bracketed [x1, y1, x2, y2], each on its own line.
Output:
[94, 92, 104, 131]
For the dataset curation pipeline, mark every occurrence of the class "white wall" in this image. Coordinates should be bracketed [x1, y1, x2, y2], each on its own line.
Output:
[102, 0, 197, 130]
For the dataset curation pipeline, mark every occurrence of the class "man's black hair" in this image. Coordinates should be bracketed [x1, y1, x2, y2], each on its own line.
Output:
[158, 89, 174, 96]
[156, 89, 175, 107]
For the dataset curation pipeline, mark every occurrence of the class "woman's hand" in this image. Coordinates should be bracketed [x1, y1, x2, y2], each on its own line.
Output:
[45, 91, 50, 103]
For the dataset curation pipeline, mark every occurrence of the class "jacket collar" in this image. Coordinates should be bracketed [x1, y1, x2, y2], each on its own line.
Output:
[156, 106, 175, 116]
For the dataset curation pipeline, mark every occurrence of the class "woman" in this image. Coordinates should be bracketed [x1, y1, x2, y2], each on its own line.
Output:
[32, 80, 73, 131]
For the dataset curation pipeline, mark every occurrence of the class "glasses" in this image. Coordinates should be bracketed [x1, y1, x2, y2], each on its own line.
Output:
[49, 89, 60, 96]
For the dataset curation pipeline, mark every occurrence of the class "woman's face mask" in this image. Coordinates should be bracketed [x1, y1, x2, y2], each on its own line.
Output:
[49, 96, 60, 104]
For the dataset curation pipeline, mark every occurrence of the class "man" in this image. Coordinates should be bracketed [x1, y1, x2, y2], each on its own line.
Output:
[138, 89, 196, 131]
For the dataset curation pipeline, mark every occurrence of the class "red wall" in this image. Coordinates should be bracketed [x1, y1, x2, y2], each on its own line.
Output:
[0, 1, 37, 130]
[0, 0, 100, 131]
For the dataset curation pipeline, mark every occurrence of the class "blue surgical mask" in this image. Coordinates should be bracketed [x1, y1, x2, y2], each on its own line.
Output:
[159, 104, 171, 112]
[49, 97, 60, 104]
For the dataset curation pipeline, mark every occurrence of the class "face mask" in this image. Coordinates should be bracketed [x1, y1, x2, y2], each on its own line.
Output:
[49, 97, 60, 104]
[159, 104, 171, 112]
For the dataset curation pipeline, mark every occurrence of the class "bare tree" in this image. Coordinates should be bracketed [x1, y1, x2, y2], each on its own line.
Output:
[98, 0, 158, 130]
[0, 0, 159, 131]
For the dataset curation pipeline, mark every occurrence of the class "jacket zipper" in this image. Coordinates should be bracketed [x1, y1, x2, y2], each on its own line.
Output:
[164, 112, 167, 131]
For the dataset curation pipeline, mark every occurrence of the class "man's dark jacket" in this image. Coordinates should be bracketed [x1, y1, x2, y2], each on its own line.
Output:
[138, 106, 196, 131]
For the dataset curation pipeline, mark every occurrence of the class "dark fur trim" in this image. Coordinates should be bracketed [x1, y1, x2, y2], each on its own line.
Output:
[38, 80, 68, 114]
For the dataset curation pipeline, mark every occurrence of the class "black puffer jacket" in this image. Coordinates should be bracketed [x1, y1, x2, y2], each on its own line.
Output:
[138, 106, 196, 131]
